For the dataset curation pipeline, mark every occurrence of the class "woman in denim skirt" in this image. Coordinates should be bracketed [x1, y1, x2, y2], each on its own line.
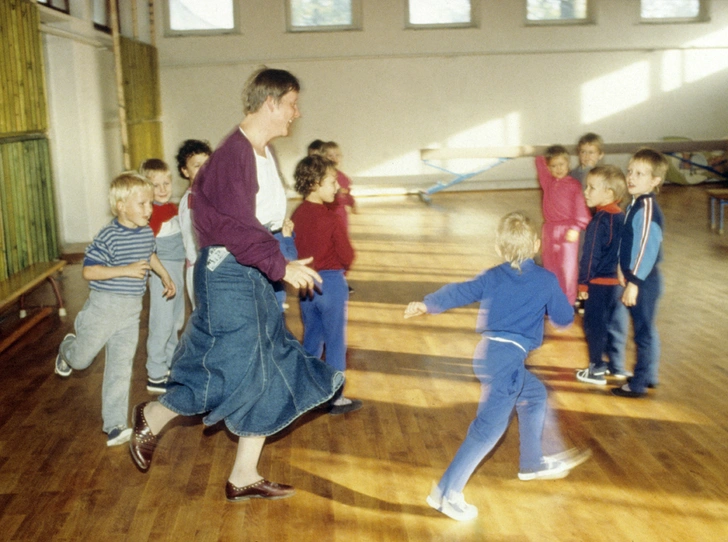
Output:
[129, 68, 343, 502]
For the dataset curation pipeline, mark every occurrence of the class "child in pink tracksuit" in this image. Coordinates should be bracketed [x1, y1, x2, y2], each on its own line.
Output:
[536, 145, 591, 306]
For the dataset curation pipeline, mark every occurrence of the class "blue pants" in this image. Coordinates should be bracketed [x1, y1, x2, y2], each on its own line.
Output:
[627, 271, 663, 393]
[146, 258, 186, 380]
[299, 270, 349, 373]
[583, 284, 627, 373]
[438, 339, 549, 495]
[60, 291, 142, 433]
[272, 232, 297, 311]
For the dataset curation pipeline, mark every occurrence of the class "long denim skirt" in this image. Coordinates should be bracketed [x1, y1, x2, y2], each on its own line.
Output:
[160, 247, 344, 437]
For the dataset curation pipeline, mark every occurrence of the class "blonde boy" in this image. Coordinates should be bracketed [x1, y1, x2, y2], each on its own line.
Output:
[405, 212, 589, 521]
[140, 159, 186, 394]
[55, 173, 175, 446]
[576, 166, 630, 385]
[612, 149, 669, 398]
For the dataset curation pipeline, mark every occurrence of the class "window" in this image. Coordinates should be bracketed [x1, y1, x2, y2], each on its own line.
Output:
[287, 0, 361, 32]
[93, 0, 111, 32]
[406, 0, 473, 28]
[37, 0, 70, 14]
[640, 0, 706, 22]
[526, 0, 590, 24]
[166, 0, 237, 35]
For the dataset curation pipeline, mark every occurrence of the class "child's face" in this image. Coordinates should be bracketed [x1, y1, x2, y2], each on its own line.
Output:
[578, 143, 604, 169]
[626, 159, 661, 197]
[182, 153, 209, 184]
[310, 168, 339, 204]
[117, 188, 154, 229]
[583, 174, 614, 208]
[325, 148, 342, 167]
[547, 155, 570, 179]
[150, 171, 173, 203]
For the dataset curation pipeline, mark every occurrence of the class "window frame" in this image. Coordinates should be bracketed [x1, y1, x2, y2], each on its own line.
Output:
[524, 0, 594, 27]
[639, 0, 709, 24]
[36, 0, 70, 15]
[286, 0, 362, 33]
[404, 0, 476, 30]
[163, 0, 240, 37]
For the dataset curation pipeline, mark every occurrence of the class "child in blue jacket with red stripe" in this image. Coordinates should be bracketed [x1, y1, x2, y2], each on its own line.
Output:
[576, 165, 630, 385]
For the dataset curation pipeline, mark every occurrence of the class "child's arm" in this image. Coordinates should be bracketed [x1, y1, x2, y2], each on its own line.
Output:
[404, 302, 428, 319]
[149, 254, 176, 299]
[621, 202, 663, 306]
[282, 218, 294, 237]
[82, 260, 151, 281]
[535, 155, 552, 189]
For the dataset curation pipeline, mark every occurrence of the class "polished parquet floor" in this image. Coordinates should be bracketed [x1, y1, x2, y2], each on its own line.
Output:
[1, 184, 727, 541]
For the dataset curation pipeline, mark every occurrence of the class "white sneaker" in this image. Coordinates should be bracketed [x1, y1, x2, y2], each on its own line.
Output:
[106, 426, 132, 447]
[426, 485, 478, 521]
[518, 448, 591, 481]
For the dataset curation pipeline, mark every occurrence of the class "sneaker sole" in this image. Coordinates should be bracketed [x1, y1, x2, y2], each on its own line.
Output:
[55, 333, 75, 377]
[575, 370, 606, 385]
[426, 494, 478, 521]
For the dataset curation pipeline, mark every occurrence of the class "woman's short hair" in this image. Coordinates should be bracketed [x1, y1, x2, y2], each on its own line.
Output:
[109, 172, 153, 216]
[496, 212, 539, 272]
[294, 155, 335, 198]
[587, 165, 627, 204]
[242, 67, 300, 115]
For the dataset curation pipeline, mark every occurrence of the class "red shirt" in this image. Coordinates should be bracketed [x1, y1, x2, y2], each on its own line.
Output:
[291, 200, 354, 272]
[149, 202, 178, 236]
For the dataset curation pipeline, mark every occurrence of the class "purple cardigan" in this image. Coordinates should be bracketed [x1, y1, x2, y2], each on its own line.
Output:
[193, 128, 286, 282]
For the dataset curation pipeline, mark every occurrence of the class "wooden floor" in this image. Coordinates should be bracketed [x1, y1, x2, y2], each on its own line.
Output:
[1, 184, 727, 541]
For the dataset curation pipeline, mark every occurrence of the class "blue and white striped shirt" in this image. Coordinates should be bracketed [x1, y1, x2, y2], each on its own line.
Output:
[83, 219, 156, 296]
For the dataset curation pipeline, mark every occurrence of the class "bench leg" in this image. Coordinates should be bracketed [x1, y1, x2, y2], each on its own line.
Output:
[47, 275, 67, 316]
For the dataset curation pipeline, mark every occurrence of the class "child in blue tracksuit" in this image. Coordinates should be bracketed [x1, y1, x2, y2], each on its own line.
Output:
[404, 212, 591, 522]
[612, 149, 669, 398]
[576, 165, 630, 385]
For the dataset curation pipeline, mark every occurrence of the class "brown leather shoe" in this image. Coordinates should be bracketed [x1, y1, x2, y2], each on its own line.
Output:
[225, 479, 295, 502]
[130, 402, 158, 472]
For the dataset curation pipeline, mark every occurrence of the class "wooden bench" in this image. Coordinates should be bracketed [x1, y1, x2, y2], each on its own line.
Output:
[0, 260, 67, 354]
[707, 189, 728, 234]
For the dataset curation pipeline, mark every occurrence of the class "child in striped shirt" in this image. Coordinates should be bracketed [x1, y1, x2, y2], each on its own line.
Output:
[54, 173, 176, 447]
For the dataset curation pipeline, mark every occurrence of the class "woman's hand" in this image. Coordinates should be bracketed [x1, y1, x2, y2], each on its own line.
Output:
[283, 257, 321, 297]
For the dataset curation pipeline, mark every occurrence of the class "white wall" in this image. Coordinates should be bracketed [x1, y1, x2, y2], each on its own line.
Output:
[41, 0, 728, 245]
[157, 0, 728, 195]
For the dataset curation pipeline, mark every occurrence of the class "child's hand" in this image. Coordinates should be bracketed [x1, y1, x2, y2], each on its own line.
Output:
[161, 278, 176, 299]
[622, 282, 639, 306]
[125, 260, 152, 279]
[282, 218, 294, 237]
[404, 302, 427, 319]
[565, 229, 579, 243]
